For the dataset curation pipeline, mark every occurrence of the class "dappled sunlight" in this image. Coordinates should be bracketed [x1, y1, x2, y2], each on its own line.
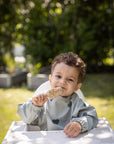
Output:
[2, 119, 114, 143]
[6, 93, 12, 98]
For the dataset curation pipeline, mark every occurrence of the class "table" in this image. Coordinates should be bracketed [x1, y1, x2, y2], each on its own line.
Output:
[2, 118, 114, 144]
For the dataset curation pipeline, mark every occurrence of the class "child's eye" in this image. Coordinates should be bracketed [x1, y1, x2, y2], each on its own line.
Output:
[56, 75, 61, 79]
[68, 79, 73, 82]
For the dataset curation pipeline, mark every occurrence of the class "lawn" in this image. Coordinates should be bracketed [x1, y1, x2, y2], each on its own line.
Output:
[0, 73, 114, 143]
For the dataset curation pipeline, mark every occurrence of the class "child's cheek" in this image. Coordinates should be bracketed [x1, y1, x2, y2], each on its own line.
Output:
[51, 77, 58, 84]
[50, 77, 57, 88]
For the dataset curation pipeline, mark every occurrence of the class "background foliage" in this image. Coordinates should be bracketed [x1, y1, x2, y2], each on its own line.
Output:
[0, 0, 114, 69]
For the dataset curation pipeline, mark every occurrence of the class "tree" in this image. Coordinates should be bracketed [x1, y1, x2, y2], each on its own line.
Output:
[0, 0, 28, 66]
[22, 0, 114, 66]
[0, 0, 113, 70]
[75, 0, 114, 66]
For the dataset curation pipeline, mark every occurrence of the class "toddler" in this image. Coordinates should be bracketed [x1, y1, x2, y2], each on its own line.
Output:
[17, 52, 98, 138]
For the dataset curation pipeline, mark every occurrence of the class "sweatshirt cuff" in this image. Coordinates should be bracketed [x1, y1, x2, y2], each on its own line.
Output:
[71, 117, 88, 132]
[32, 103, 43, 111]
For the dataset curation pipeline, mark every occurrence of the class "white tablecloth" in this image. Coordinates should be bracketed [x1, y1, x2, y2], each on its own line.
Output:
[2, 118, 114, 144]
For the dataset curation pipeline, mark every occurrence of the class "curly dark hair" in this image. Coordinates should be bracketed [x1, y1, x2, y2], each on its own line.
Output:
[51, 52, 86, 83]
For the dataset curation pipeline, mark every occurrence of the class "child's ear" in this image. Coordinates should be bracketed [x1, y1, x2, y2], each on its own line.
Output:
[75, 83, 82, 91]
[49, 74, 52, 83]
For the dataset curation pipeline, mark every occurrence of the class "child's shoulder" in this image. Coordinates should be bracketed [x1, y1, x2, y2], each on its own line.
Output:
[71, 92, 84, 103]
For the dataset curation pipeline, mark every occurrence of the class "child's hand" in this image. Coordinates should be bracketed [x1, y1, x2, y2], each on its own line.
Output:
[63, 121, 82, 138]
[32, 93, 48, 107]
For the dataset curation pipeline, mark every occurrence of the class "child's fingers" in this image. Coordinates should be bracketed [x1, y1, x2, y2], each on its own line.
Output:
[35, 94, 46, 101]
[64, 126, 79, 138]
[32, 97, 39, 105]
[71, 130, 80, 138]
[38, 94, 43, 101]
[64, 122, 81, 138]
[63, 122, 72, 136]
[39, 94, 48, 101]
[32, 94, 48, 106]
[66, 128, 75, 137]
[64, 123, 75, 137]
[63, 123, 70, 132]
[44, 94, 48, 101]
[70, 126, 81, 138]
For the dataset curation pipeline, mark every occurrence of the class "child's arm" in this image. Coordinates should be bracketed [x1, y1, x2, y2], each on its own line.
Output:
[64, 95, 98, 137]
[17, 93, 48, 125]
[71, 100, 98, 134]
[17, 87, 62, 125]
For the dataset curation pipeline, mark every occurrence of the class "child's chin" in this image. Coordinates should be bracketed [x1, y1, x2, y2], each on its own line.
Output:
[62, 92, 74, 97]
[62, 95, 70, 97]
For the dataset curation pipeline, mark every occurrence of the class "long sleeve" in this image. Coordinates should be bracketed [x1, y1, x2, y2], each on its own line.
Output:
[17, 93, 98, 132]
[17, 98, 45, 126]
[71, 94, 98, 132]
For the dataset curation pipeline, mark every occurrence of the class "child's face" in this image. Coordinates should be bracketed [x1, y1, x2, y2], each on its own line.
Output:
[49, 62, 82, 97]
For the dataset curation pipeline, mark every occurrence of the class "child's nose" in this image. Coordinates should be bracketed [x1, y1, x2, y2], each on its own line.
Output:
[60, 78, 66, 85]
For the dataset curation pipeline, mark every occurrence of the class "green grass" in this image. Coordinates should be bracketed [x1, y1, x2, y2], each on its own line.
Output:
[0, 87, 34, 143]
[0, 73, 114, 143]
[81, 73, 114, 130]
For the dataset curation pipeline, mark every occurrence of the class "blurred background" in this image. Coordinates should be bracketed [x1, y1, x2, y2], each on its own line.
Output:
[0, 0, 114, 75]
[0, 0, 114, 143]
